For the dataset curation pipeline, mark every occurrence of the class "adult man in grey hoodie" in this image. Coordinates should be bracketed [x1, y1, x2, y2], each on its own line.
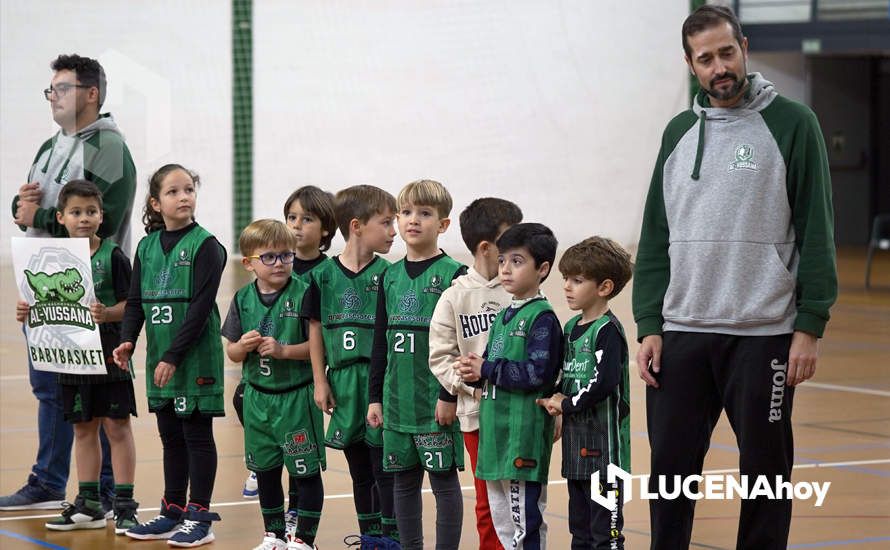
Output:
[633, 6, 836, 549]
[2, 54, 136, 511]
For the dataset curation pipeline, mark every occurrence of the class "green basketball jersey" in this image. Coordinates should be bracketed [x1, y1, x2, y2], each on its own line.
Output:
[477, 298, 556, 482]
[313, 256, 389, 370]
[382, 255, 464, 433]
[235, 277, 312, 390]
[137, 225, 224, 398]
[561, 313, 631, 475]
[292, 255, 331, 285]
[92, 239, 119, 307]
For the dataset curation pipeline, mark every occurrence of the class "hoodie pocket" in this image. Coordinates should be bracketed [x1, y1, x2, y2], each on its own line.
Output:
[663, 241, 796, 327]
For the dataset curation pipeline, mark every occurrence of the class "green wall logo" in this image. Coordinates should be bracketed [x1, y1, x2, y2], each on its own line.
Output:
[729, 144, 758, 172]
[24, 268, 95, 330]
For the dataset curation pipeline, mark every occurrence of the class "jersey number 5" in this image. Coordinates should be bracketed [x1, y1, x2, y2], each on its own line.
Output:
[259, 357, 271, 376]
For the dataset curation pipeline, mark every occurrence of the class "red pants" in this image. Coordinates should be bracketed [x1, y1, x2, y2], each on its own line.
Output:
[464, 429, 504, 550]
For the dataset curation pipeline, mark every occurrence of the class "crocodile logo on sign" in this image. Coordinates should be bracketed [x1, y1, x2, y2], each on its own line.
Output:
[24, 268, 94, 330]
[26, 268, 85, 303]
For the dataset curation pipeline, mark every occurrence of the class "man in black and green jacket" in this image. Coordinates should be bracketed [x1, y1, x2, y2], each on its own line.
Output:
[1, 54, 136, 513]
[633, 6, 836, 550]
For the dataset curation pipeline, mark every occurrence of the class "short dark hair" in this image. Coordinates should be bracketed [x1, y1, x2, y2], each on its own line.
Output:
[283, 186, 337, 252]
[334, 185, 397, 239]
[51, 54, 107, 107]
[57, 179, 103, 212]
[459, 198, 523, 254]
[559, 236, 634, 299]
[682, 5, 744, 58]
[496, 222, 558, 281]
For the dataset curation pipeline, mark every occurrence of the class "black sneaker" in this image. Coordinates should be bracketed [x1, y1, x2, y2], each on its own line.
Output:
[45, 495, 106, 531]
[113, 497, 140, 535]
[101, 490, 116, 519]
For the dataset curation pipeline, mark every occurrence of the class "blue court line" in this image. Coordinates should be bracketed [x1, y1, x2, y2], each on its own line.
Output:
[787, 536, 890, 548]
[0, 529, 67, 549]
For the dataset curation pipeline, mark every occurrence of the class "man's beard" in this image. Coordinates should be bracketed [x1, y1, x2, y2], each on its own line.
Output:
[705, 71, 747, 101]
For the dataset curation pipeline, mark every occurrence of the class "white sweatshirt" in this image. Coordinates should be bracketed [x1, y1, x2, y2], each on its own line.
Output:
[429, 267, 511, 432]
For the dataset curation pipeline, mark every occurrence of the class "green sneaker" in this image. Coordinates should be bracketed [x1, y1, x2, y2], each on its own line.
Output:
[113, 497, 140, 535]
[45, 495, 106, 531]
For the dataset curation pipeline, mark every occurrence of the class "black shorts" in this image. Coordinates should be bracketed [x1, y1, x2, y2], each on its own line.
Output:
[61, 379, 138, 423]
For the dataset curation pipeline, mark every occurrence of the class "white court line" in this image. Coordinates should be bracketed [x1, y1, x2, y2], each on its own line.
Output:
[803, 382, 890, 397]
[1, 458, 887, 522]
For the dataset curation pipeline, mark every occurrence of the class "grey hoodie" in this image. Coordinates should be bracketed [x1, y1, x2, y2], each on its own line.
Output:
[16, 114, 136, 255]
[634, 73, 837, 338]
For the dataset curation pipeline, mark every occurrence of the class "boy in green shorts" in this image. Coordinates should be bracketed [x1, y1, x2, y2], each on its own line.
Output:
[538, 236, 633, 549]
[222, 219, 325, 550]
[367, 180, 467, 549]
[303, 185, 397, 541]
[457, 223, 563, 550]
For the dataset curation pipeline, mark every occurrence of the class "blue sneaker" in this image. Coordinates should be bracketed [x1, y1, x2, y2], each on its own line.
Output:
[167, 503, 220, 547]
[243, 471, 258, 498]
[344, 534, 402, 549]
[0, 474, 64, 511]
[126, 500, 185, 540]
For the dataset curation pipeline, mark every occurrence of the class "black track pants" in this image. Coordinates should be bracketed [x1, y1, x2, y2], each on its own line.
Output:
[647, 331, 794, 550]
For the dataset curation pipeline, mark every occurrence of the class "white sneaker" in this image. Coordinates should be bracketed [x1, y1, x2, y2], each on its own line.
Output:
[242, 471, 258, 498]
[284, 509, 298, 540]
[286, 536, 317, 550]
[253, 532, 287, 550]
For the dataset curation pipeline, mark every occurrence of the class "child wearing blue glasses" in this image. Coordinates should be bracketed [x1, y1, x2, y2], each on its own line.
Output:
[222, 219, 325, 550]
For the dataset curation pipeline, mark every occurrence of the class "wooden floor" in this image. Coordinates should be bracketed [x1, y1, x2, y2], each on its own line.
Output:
[1, 247, 888, 549]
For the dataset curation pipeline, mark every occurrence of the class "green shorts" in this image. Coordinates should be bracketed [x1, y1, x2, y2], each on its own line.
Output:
[382, 429, 465, 473]
[243, 383, 326, 477]
[326, 365, 381, 449]
[148, 393, 224, 418]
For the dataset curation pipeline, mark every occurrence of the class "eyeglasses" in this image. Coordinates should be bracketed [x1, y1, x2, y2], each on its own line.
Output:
[43, 83, 91, 100]
[247, 252, 296, 266]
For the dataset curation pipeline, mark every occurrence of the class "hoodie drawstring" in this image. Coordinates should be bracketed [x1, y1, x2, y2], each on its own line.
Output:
[40, 134, 59, 174]
[691, 109, 705, 181]
[54, 135, 83, 183]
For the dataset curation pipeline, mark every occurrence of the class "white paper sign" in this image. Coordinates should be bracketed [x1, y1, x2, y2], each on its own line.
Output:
[12, 237, 106, 374]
